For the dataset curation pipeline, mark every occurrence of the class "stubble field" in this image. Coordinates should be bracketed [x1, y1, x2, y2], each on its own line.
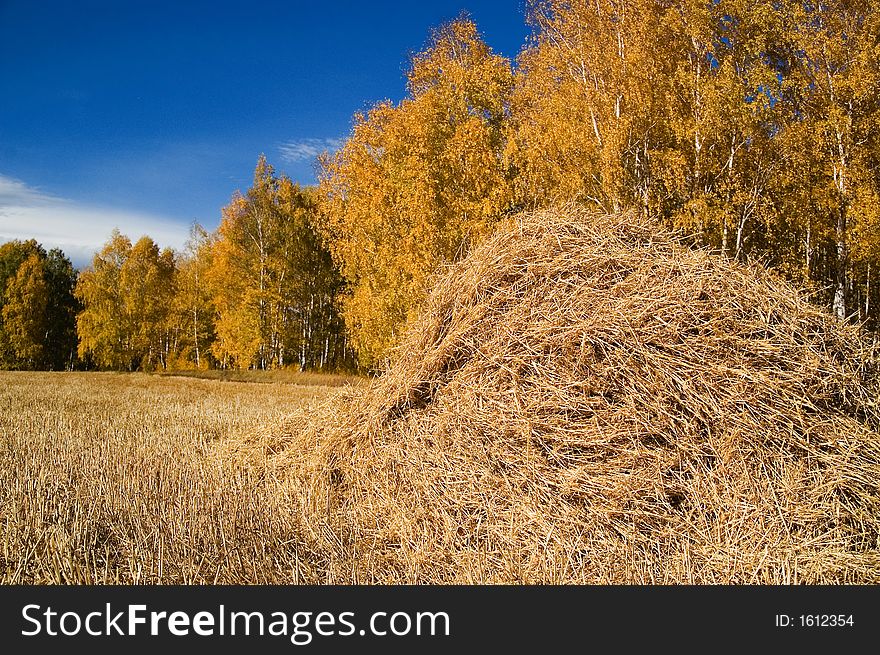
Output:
[0, 371, 345, 584]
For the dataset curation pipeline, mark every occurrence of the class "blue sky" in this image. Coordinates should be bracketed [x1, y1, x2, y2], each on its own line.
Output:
[0, 0, 528, 267]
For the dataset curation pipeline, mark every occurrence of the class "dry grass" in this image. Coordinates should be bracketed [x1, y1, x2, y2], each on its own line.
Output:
[157, 368, 362, 387]
[259, 208, 880, 584]
[0, 372, 344, 584]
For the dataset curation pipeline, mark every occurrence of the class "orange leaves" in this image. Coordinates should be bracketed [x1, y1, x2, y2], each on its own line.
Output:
[317, 18, 516, 367]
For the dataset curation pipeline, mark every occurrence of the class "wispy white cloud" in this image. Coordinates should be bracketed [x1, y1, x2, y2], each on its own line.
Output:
[278, 137, 345, 164]
[0, 174, 190, 269]
[0, 176, 60, 206]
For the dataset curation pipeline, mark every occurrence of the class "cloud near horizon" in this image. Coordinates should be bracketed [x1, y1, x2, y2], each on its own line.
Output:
[278, 138, 345, 164]
[0, 174, 191, 269]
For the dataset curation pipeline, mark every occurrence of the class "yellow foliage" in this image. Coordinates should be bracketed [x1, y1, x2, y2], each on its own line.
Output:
[210, 156, 348, 370]
[318, 18, 515, 367]
[2, 254, 48, 368]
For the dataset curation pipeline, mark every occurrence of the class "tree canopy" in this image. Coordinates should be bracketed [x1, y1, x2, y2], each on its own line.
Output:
[0, 240, 77, 370]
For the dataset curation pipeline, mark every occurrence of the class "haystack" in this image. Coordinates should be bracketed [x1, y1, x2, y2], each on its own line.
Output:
[269, 209, 880, 583]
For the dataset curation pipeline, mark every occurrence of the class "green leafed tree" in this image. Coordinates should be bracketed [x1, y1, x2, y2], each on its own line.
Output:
[43, 248, 80, 369]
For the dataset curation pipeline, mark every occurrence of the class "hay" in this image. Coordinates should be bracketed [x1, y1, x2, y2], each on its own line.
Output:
[269, 208, 880, 583]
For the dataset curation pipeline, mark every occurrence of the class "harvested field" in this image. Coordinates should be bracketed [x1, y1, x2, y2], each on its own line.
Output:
[0, 372, 341, 584]
[260, 209, 880, 584]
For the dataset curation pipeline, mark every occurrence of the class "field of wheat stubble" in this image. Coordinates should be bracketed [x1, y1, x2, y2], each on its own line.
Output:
[0, 372, 346, 584]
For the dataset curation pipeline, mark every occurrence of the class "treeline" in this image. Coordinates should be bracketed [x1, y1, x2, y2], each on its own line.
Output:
[319, 1, 880, 366]
[0, 158, 353, 372]
[3, 1, 879, 372]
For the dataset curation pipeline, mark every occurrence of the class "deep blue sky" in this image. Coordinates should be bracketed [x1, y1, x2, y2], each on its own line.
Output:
[0, 0, 528, 265]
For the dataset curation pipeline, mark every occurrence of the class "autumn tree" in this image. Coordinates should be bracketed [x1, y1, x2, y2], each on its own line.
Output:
[0, 240, 43, 366]
[0, 240, 78, 370]
[1, 254, 49, 369]
[120, 236, 176, 369]
[75, 231, 131, 369]
[277, 185, 351, 371]
[655, 0, 789, 258]
[509, 0, 672, 214]
[172, 223, 216, 368]
[507, 0, 879, 330]
[510, 0, 780, 248]
[774, 0, 880, 320]
[210, 156, 350, 370]
[0, 240, 42, 289]
[318, 17, 515, 366]
[76, 231, 174, 370]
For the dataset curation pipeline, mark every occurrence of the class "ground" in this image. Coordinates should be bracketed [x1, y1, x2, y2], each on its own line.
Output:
[0, 371, 343, 584]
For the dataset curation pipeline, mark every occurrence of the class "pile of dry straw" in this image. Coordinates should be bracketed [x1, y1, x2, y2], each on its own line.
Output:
[260, 209, 880, 583]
